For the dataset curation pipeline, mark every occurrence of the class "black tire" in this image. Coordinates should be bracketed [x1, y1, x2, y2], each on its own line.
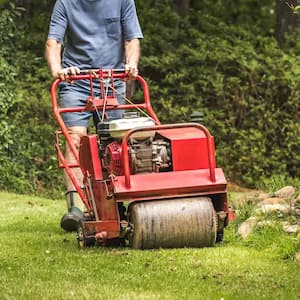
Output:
[216, 231, 224, 243]
[76, 221, 95, 248]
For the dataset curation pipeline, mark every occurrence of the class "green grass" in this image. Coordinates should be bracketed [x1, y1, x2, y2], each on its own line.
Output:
[0, 192, 299, 300]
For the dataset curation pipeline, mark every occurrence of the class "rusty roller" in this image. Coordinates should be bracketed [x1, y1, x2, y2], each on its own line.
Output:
[128, 197, 217, 249]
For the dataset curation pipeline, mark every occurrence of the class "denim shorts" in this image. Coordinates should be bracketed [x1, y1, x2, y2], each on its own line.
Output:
[59, 79, 125, 128]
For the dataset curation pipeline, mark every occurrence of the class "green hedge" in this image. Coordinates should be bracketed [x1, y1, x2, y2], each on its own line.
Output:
[0, 6, 63, 197]
[0, 2, 299, 196]
[139, 8, 300, 187]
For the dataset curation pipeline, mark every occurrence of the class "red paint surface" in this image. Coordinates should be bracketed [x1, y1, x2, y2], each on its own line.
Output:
[113, 168, 226, 199]
[157, 128, 216, 171]
[79, 135, 103, 181]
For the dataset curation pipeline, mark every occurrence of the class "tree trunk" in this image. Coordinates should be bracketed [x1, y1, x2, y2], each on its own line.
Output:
[173, 0, 191, 17]
[275, 0, 300, 45]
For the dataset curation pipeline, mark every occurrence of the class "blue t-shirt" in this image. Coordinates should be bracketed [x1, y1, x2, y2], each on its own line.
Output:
[47, 0, 143, 69]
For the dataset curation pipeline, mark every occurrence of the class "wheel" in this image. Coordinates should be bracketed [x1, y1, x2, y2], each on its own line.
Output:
[76, 221, 95, 248]
[216, 230, 224, 243]
[128, 197, 217, 249]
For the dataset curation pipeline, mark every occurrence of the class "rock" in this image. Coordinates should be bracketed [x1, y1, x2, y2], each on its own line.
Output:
[258, 197, 287, 206]
[259, 204, 290, 214]
[289, 199, 300, 217]
[257, 193, 270, 201]
[274, 186, 296, 199]
[257, 220, 274, 227]
[238, 217, 258, 239]
[282, 222, 300, 234]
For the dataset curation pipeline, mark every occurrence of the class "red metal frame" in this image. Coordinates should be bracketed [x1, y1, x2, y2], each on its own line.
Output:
[51, 70, 160, 210]
[51, 69, 230, 242]
[121, 123, 216, 188]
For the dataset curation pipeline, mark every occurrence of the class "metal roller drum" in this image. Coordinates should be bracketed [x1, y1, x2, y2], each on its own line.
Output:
[128, 197, 217, 249]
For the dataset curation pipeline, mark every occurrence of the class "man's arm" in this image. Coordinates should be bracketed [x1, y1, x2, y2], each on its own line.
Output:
[45, 39, 79, 81]
[45, 39, 62, 79]
[124, 38, 140, 79]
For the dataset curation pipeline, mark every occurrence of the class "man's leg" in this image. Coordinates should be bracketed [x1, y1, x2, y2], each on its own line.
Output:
[64, 126, 87, 191]
[61, 126, 87, 231]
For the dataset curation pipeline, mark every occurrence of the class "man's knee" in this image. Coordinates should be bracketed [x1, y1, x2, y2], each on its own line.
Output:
[69, 133, 81, 150]
[67, 127, 87, 150]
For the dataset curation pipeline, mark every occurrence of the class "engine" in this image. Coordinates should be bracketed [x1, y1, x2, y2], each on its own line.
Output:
[103, 138, 171, 176]
[98, 115, 172, 176]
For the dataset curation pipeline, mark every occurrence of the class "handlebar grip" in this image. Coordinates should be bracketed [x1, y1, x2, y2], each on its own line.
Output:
[79, 68, 126, 74]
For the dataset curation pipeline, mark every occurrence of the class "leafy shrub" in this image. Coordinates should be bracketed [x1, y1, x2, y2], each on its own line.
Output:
[138, 7, 300, 188]
[0, 7, 27, 192]
[0, 1, 300, 196]
[0, 5, 63, 197]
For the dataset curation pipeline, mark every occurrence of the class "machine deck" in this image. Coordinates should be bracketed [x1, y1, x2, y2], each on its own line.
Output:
[113, 168, 227, 200]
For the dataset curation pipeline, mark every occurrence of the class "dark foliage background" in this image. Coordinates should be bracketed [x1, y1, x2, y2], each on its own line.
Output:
[0, 0, 299, 197]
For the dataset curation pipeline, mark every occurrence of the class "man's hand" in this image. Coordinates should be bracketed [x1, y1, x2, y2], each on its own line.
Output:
[125, 64, 138, 80]
[124, 39, 140, 80]
[56, 67, 80, 81]
[45, 39, 79, 81]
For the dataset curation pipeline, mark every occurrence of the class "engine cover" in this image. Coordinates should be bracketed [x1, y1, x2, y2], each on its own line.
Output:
[103, 141, 123, 176]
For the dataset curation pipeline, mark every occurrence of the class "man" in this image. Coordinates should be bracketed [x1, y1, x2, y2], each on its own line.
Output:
[45, 0, 143, 231]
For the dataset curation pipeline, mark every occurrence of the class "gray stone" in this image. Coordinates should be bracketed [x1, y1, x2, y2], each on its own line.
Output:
[257, 220, 274, 227]
[257, 193, 270, 201]
[274, 186, 296, 199]
[258, 204, 290, 214]
[282, 222, 300, 233]
[257, 197, 287, 206]
[238, 217, 258, 239]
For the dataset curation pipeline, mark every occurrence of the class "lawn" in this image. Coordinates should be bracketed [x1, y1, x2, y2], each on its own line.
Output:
[0, 191, 299, 300]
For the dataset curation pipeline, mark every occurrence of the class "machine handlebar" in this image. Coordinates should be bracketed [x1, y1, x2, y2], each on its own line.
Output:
[50, 69, 160, 177]
[51, 69, 159, 120]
